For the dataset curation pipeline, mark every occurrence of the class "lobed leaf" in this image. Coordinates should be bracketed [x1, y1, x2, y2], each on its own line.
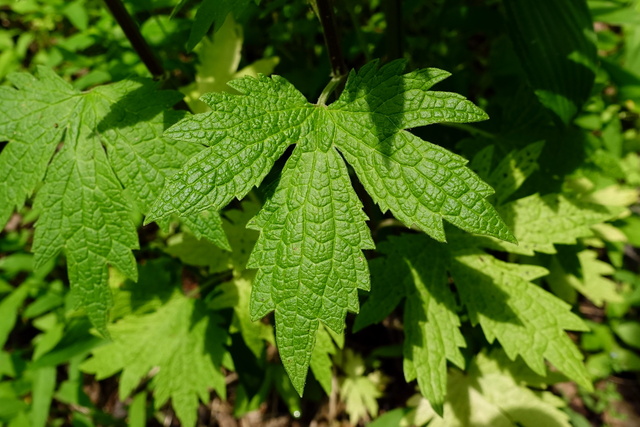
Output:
[0, 67, 227, 334]
[484, 193, 616, 255]
[147, 75, 312, 223]
[330, 61, 514, 243]
[361, 234, 465, 415]
[451, 251, 592, 390]
[247, 144, 374, 394]
[149, 60, 514, 392]
[82, 291, 227, 427]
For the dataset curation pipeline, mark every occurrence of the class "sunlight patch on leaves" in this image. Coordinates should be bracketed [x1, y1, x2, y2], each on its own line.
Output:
[82, 290, 227, 427]
[336, 349, 388, 425]
[483, 193, 615, 255]
[547, 250, 623, 306]
[418, 350, 571, 427]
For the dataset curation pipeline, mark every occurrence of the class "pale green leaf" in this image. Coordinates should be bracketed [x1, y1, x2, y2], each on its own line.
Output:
[483, 194, 614, 255]
[337, 349, 385, 425]
[425, 350, 571, 427]
[181, 15, 279, 114]
[81, 293, 226, 427]
[451, 251, 592, 390]
[165, 232, 230, 273]
[547, 250, 622, 306]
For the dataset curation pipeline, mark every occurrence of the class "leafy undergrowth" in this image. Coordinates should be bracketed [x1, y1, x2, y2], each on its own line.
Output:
[1, 0, 640, 426]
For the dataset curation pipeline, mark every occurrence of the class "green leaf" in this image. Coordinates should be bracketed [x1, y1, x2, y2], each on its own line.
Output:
[503, 0, 597, 123]
[310, 323, 340, 395]
[484, 194, 614, 255]
[425, 350, 571, 427]
[147, 74, 312, 222]
[485, 141, 545, 204]
[451, 251, 592, 390]
[330, 61, 514, 243]
[247, 147, 374, 394]
[185, 0, 252, 51]
[0, 282, 31, 348]
[548, 250, 623, 306]
[0, 67, 227, 334]
[209, 274, 274, 358]
[149, 60, 513, 393]
[613, 321, 640, 350]
[360, 235, 465, 414]
[81, 292, 226, 427]
[29, 367, 56, 427]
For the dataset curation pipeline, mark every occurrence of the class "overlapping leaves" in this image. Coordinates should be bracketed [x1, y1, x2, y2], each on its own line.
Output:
[148, 59, 514, 393]
[357, 141, 610, 411]
[0, 67, 226, 334]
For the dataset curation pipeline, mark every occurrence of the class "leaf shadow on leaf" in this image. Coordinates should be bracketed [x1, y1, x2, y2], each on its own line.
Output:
[364, 62, 405, 164]
[193, 299, 227, 373]
[451, 252, 523, 328]
[113, 261, 177, 318]
[514, 127, 589, 198]
[95, 79, 185, 134]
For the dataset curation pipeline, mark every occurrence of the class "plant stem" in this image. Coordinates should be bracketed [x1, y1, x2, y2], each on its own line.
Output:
[317, 76, 343, 105]
[383, 0, 403, 60]
[103, 0, 165, 78]
[345, 0, 372, 62]
[315, 0, 347, 80]
[443, 123, 496, 139]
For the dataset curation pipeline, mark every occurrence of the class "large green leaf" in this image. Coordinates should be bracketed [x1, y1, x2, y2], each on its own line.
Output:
[0, 67, 226, 334]
[149, 59, 513, 393]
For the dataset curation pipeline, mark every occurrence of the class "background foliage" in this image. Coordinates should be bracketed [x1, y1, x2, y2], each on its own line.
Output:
[1, 0, 640, 426]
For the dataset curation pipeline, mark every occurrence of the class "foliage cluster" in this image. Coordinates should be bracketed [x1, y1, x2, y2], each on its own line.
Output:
[1, 0, 640, 426]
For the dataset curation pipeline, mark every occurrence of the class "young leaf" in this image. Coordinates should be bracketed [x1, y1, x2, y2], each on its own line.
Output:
[82, 292, 227, 427]
[337, 349, 386, 425]
[0, 67, 227, 334]
[419, 350, 572, 427]
[148, 59, 514, 393]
